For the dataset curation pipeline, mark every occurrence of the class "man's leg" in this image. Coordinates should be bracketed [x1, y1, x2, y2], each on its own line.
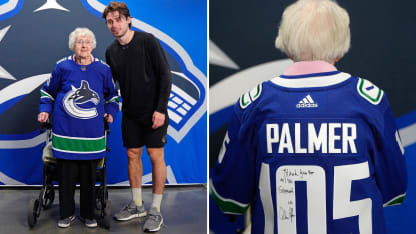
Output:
[114, 147, 147, 221]
[145, 113, 168, 213]
[147, 148, 166, 195]
[143, 147, 166, 232]
[127, 147, 143, 206]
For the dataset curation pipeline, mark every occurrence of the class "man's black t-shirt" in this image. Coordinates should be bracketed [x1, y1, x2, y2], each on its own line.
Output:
[105, 31, 171, 122]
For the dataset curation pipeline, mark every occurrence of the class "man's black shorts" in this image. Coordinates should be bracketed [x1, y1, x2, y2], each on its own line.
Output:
[121, 113, 169, 148]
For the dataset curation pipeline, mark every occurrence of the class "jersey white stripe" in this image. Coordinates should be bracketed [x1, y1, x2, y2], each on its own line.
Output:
[52, 147, 106, 154]
[271, 72, 351, 88]
[259, 163, 274, 234]
[52, 133, 104, 140]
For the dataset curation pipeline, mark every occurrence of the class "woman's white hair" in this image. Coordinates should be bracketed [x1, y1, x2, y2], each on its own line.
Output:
[68, 27, 97, 51]
[275, 0, 350, 62]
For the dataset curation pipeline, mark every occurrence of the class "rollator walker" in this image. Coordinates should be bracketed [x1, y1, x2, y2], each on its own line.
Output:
[27, 118, 112, 229]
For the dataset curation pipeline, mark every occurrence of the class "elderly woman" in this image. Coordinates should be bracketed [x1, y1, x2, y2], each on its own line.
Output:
[38, 27, 119, 228]
[211, 0, 407, 233]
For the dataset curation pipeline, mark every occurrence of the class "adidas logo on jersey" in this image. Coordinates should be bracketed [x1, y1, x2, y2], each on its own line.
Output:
[296, 94, 318, 108]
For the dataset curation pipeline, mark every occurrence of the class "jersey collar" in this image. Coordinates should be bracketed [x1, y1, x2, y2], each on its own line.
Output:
[269, 60, 351, 88]
[271, 71, 352, 88]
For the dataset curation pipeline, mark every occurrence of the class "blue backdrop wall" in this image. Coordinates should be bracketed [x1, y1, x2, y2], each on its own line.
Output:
[0, 0, 207, 185]
[209, 0, 416, 233]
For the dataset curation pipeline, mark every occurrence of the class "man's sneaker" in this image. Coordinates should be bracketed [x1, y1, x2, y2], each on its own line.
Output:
[114, 201, 147, 221]
[143, 207, 163, 232]
[79, 217, 98, 228]
[57, 215, 75, 228]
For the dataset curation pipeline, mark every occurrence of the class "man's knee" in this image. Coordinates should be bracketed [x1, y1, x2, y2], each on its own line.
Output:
[147, 148, 165, 163]
[127, 147, 142, 161]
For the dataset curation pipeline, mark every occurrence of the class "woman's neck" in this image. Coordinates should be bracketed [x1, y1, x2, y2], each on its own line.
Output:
[75, 55, 92, 65]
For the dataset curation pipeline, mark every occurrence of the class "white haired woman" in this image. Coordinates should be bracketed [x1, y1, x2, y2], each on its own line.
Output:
[37, 27, 119, 228]
[211, 0, 407, 233]
[275, 0, 350, 64]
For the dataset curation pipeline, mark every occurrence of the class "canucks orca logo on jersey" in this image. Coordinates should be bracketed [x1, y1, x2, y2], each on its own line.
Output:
[0, 0, 206, 185]
[63, 80, 100, 119]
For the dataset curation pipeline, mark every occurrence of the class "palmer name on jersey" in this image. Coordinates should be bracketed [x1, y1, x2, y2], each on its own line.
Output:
[266, 122, 357, 154]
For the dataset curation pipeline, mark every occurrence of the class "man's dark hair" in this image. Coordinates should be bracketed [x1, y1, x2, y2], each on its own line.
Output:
[102, 2, 132, 28]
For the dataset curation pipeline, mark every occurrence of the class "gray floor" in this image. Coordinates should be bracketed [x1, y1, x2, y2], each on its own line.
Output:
[0, 186, 207, 234]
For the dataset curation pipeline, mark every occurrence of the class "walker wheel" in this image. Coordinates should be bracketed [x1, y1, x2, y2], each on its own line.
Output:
[103, 200, 111, 229]
[28, 198, 40, 228]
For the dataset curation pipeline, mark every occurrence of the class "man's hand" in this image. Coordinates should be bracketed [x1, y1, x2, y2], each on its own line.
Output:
[152, 111, 165, 129]
[104, 113, 114, 123]
[38, 112, 49, 123]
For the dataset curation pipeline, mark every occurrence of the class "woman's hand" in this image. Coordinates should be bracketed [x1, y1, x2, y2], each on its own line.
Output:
[38, 112, 49, 123]
[104, 113, 113, 123]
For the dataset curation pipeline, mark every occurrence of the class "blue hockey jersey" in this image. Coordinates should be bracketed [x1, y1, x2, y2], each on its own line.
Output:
[39, 55, 119, 160]
[210, 71, 408, 234]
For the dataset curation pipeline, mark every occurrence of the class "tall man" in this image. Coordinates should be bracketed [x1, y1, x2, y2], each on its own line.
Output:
[102, 2, 171, 232]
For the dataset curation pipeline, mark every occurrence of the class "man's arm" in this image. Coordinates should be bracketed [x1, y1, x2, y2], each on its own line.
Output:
[148, 35, 171, 109]
[147, 34, 172, 128]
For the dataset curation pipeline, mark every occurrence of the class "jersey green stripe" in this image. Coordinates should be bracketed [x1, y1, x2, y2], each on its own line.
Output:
[52, 135, 105, 152]
[210, 186, 248, 214]
[40, 90, 54, 100]
[105, 96, 120, 103]
[384, 194, 405, 207]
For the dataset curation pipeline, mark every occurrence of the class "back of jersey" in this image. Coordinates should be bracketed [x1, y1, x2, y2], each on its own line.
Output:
[210, 71, 407, 234]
